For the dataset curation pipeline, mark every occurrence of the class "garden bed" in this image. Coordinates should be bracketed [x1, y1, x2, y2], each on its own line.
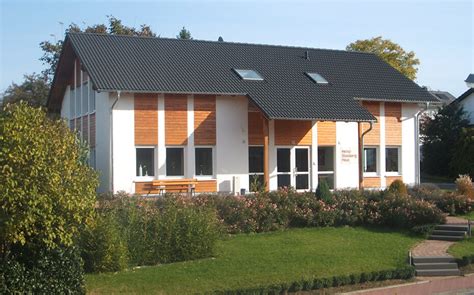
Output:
[86, 227, 420, 294]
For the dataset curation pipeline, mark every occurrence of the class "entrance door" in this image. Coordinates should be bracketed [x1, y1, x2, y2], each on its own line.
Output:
[276, 147, 310, 190]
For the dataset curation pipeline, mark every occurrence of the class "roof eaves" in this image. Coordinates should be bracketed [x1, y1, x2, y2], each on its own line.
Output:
[354, 97, 440, 104]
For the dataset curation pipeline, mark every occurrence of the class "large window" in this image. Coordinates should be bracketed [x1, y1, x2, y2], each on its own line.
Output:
[386, 147, 400, 173]
[249, 146, 264, 191]
[82, 84, 88, 115]
[364, 147, 377, 173]
[89, 84, 96, 113]
[75, 87, 81, 118]
[195, 148, 213, 176]
[166, 147, 184, 176]
[318, 147, 335, 189]
[233, 69, 264, 81]
[136, 148, 155, 177]
[277, 148, 291, 188]
[69, 88, 75, 119]
[89, 147, 96, 169]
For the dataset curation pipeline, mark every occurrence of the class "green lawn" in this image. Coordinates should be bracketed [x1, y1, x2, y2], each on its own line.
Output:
[449, 237, 474, 259]
[458, 211, 474, 220]
[86, 227, 420, 294]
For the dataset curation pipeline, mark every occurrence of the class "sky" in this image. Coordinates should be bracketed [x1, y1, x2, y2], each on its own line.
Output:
[0, 0, 473, 97]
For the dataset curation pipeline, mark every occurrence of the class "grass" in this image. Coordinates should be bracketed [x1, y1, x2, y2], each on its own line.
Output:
[458, 211, 474, 220]
[449, 237, 474, 259]
[86, 227, 420, 294]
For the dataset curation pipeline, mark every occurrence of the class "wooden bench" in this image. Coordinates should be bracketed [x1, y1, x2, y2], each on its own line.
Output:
[149, 178, 199, 196]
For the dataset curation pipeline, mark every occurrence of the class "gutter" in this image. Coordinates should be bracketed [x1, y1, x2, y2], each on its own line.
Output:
[414, 102, 430, 185]
[109, 91, 121, 193]
[359, 121, 374, 189]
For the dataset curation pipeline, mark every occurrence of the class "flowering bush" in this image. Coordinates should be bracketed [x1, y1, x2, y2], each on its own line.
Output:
[456, 174, 474, 199]
[409, 183, 472, 215]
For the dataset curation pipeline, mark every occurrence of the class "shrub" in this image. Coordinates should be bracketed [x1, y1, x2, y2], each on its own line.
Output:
[316, 179, 332, 203]
[456, 174, 474, 199]
[80, 213, 128, 273]
[411, 224, 437, 237]
[435, 193, 471, 215]
[0, 245, 84, 294]
[387, 180, 408, 196]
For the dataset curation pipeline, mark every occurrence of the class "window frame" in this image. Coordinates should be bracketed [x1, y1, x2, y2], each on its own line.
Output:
[165, 146, 186, 178]
[305, 72, 329, 84]
[135, 146, 156, 180]
[233, 69, 264, 81]
[385, 146, 402, 175]
[363, 146, 379, 176]
[317, 146, 336, 189]
[194, 146, 215, 179]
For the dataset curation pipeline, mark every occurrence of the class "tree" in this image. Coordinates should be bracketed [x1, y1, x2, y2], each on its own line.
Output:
[0, 102, 98, 251]
[40, 15, 156, 82]
[177, 26, 192, 40]
[218, 36, 224, 42]
[421, 104, 469, 177]
[346, 36, 420, 80]
[1, 73, 49, 107]
[450, 127, 474, 178]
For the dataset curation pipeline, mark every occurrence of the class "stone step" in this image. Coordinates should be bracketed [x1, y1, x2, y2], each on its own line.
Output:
[413, 262, 459, 270]
[435, 224, 469, 231]
[415, 269, 460, 276]
[431, 230, 467, 236]
[429, 235, 464, 241]
[412, 256, 456, 264]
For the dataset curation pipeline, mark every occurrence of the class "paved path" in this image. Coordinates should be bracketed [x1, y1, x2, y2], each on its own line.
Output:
[342, 274, 474, 295]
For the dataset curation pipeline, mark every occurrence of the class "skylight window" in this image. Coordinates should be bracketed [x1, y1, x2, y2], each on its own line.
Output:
[233, 69, 264, 81]
[306, 72, 329, 84]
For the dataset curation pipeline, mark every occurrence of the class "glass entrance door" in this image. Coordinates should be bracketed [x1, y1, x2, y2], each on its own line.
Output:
[276, 147, 310, 190]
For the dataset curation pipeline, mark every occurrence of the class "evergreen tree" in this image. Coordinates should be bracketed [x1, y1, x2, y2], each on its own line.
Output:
[177, 26, 192, 40]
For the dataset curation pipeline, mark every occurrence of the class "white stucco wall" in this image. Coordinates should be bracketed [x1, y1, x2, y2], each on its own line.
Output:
[335, 121, 360, 189]
[401, 103, 418, 186]
[459, 92, 474, 125]
[216, 96, 249, 193]
[111, 93, 136, 193]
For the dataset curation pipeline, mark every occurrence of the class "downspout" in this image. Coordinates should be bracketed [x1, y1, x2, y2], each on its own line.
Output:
[359, 121, 374, 189]
[414, 102, 429, 185]
[109, 91, 121, 193]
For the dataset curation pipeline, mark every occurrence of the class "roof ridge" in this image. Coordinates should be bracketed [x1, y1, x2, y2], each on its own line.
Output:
[67, 31, 376, 56]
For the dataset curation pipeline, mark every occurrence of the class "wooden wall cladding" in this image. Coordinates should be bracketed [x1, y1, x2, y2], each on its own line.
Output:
[363, 177, 381, 188]
[82, 116, 89, 144]
[386, 176, 402, 187]
[134, 94, 158, 145]
[89, 113, 96, 147]
[194, 95, 216, 145]
[195, 180, 217, 193]
[385, 103, 402, 146]
[317, 121, 336, 146]
[275, 120, 312, 145]
[248, 111, 264, 145]
[361, 101, 380, 145]
[165, 94, 188, 145]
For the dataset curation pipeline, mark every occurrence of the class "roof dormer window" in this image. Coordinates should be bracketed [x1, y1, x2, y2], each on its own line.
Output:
[306, 72, 329, 84]
[233, 69, 264, 81]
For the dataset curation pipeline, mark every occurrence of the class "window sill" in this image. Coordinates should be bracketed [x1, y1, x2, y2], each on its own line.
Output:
[385, 173, 402, 177]
[134, 176, 155, 182]
[195, 176, 215, 180]
[363, 173, 379, 178]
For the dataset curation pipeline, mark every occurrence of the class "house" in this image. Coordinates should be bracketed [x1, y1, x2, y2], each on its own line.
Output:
[454, 74, 474, 125]
[47, 33, 438, 194]
[428, 90, 455, 106]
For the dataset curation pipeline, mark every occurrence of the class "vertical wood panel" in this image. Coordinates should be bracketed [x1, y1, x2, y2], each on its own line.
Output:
[248, 111, 264, 145]
[386, 176, 402, 186]
[275, 120, 312, 145]
[385, 103, 402, 146]
[361, 101, 380, 145]
[134, 94, 158, 145]
[165, 94, 188, 145]
[89, 113, 96, 147]
[317, 121, 336, 146]
[194, 95, 216, 145]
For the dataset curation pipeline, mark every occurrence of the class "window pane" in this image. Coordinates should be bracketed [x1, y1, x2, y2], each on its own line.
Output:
[75, 87, 81, 117]
[306, 72, 329, 84]
[249, 147, 264, 173]
[386, 148, 399, 172]
[318, 147, 334, 171]
[318, 174, 334, 189]
[136, 148, 155, 176]
[195, 148, 213, 176]
[69, 89, 75, 118]
[89, 85, 95, 113]
[249, 174, 265, 192]
[166, 148, 184, 176]
[295, 149, 308, 172]
[278, 175, 291, 188]
[234, 69, 264, 80]
[89, 148, 96, 169]
[296, 175, 309, 190]
[364, 148, 377, 173]
[277, 149, 290, 172]
[82, 84, 88, 114]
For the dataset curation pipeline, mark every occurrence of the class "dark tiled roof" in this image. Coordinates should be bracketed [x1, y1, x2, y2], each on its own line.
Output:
[465, 74, 474, 84]
[57, 33, 437, 121]
[454, 88, 474, 104]
[429, 90, 455, 105]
